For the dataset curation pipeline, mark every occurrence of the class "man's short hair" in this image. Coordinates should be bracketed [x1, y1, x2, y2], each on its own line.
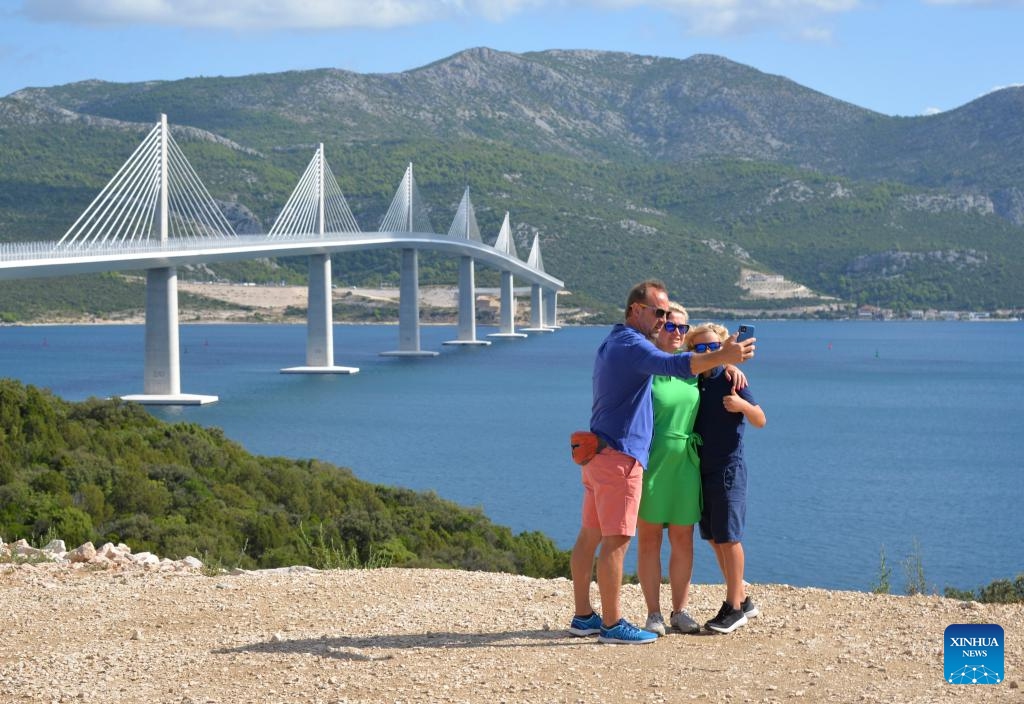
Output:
[624, 279, 667, 319]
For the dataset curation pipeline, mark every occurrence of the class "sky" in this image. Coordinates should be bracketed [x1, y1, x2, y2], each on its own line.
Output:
[0, 0, 1022, 117]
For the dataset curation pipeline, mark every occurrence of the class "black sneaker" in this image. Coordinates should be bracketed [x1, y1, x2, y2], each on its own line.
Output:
[741, 596, 759, 619]
[705, 601, 748, 634]
[703, 601, 729, 630]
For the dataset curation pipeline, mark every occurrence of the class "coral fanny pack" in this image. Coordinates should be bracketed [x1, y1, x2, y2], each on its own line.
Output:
[570, 431, 606, 466]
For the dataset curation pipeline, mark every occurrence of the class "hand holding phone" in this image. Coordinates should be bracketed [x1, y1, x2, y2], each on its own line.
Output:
[736, 324, 755, 342]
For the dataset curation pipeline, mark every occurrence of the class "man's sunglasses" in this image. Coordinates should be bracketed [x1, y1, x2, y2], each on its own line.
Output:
[692, 341, 722, 353]
[663, 322, 690, 334]
[636, 303, 669, 318]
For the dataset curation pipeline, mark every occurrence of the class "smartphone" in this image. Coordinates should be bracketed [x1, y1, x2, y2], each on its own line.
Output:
[736, 324, 755, 342]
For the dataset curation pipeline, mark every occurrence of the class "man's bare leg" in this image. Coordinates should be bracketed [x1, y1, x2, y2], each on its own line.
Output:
[596, 534, 631, 626]
[571, 526, 602, 616]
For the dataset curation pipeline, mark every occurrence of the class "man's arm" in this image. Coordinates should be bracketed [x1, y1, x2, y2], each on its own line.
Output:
[621, 331, 755, 379]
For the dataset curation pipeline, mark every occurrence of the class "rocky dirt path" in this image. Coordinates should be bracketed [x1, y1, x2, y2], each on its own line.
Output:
[2, 564, 1020, 703]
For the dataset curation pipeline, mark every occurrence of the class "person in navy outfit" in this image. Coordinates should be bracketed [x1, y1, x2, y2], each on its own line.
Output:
[689, 322, 767, 634]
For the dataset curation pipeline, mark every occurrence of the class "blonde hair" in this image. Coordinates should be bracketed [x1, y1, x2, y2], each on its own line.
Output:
[668, 301, 688, 323]
[684, 322, 729, 350]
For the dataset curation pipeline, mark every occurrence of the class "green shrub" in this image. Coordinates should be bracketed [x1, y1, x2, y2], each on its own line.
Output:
[0, 380, 571, 577]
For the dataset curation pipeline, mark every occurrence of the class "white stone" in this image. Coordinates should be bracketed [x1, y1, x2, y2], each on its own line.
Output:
[16, 544, 44, 558]
[43, 539, 66, 554]
[98, 542, 119, 559]
[130, 552, 159, 567]
[68, 542, 97, 563]
[180, 556, 203, 570]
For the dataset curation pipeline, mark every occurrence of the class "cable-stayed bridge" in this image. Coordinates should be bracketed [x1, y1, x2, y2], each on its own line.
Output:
[0, 115, 564, 405]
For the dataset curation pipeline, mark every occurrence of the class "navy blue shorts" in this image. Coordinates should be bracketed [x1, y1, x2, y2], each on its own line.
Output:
[698, 460, 747, 543]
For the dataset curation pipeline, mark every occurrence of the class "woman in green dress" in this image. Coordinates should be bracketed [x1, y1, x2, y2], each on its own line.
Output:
[636, 303, 745, 636]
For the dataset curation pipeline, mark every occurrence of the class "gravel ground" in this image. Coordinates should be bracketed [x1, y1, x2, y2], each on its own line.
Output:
[2, 564, 1020, 703]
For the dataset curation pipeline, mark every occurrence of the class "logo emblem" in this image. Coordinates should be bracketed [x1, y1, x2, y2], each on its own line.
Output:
[944, 624, 1004, 684]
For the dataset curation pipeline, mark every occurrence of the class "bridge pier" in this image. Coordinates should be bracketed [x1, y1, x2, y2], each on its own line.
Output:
[382, 248, 438, 357]
[544, 287, 561, 329]
[122, 267, 217, 405]
[282, 253, 359, 374]
[444, 256, 490, 346]
[488, 270, 527, 340]
[522, 283, 553, 333]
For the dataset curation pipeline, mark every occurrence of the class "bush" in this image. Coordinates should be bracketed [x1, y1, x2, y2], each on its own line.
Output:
[0, 380, 571, 577]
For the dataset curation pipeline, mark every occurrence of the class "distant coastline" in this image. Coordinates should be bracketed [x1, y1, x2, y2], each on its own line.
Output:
[3, 281, 1019, 325]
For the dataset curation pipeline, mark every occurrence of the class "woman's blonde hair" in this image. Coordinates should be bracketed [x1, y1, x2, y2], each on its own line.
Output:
[684, 322, 729, 350]
[668, 301, 688, 323]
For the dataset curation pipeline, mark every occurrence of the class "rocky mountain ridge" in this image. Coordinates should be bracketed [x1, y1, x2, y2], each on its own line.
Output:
[1, 47, 1021, 312]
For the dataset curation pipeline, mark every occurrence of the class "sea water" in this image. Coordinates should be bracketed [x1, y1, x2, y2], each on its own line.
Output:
[2, 320, 1020, 593]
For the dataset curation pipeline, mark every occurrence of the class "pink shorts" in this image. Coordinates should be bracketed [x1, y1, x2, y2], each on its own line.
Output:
[580, 448, 643, 537]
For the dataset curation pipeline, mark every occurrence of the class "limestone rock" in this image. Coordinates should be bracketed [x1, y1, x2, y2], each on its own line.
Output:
[68, 542, 97, 563]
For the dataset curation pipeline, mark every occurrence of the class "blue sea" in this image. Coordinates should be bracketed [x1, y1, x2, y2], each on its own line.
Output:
[2, 320, 1020, 593]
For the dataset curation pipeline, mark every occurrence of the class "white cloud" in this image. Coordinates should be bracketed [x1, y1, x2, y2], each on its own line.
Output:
[797, 26, 834, 42]
[19, 0, 860, 33]
[21, 0, 465, 29]
[594, 1, 860, 36]
[923, 1, 1024, 6]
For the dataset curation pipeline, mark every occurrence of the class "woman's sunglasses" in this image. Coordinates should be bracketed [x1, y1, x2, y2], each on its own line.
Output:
[692, 341, 722, 353]
[663, 322, 690, 334]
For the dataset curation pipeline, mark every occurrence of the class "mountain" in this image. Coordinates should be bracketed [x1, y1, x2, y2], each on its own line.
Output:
[1, 48, 1022, 315]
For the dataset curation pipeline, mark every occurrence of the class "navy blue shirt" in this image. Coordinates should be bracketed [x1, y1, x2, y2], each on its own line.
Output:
[694, 366, 758, 467]
[590, 323, 696, 469]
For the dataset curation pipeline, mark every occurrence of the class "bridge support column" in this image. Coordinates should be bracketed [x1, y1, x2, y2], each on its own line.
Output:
[444, 256, 490, 347]
[382, 248, 438, 357]
[488, 270, 527, 340]
[122, 267, 217, 405]
[544, 287, 561, 330]
[522, 283, 552, 333]
[282, 253, 359, 374]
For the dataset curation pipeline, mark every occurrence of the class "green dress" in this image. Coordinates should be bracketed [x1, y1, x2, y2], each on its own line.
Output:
[637, 373, 702, 525]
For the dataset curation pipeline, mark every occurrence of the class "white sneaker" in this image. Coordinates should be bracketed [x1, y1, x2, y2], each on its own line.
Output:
[670, 609, 700, 634]
[644, 612, 666, 637]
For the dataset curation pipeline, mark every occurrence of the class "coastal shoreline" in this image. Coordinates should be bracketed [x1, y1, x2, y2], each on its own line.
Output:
[5, 279, 1017, 326]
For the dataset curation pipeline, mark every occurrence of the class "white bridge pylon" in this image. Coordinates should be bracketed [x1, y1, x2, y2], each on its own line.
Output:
[101, 114, 226, 405]
[523, 234, 554, 333]
[273, 144, 361, 375]
[443, 187, 490, 347]
[379, 163, 439, 357]
[488, 212, 527, 340]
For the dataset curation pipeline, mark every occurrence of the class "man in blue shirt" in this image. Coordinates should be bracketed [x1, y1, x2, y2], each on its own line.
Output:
[567, 280, 756, 644]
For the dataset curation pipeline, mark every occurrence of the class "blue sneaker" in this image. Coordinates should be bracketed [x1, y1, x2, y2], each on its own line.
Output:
[597, 618, 658, 645]
[568, 612, 603, 636]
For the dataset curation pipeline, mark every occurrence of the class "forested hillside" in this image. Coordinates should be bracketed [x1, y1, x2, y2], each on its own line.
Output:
[0, 379, 570, 576]
[1, 48, 1021, 314]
